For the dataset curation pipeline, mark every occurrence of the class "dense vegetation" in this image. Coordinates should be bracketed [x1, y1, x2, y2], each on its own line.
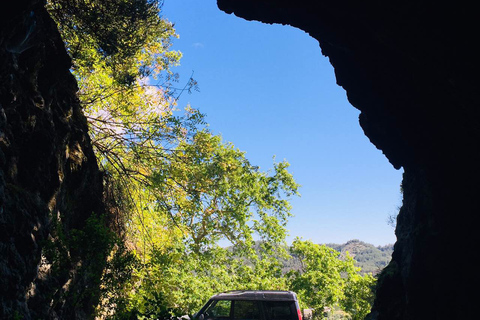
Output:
[45, 0, 379, 319]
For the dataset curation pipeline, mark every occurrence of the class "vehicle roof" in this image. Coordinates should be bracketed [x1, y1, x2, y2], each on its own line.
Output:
[210, 290, 297, 302]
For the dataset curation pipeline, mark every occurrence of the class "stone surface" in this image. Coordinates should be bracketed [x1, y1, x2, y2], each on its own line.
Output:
[0, 1, 105, 319]
[217, 1, 480, 319]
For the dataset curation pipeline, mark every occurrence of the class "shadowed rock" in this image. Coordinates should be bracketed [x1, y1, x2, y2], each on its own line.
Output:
[1, 1, 105, 318]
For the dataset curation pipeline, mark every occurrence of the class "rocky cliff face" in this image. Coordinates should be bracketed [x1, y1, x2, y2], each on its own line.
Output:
[0, 1, 105, 319]
[217, 1, 480, 319]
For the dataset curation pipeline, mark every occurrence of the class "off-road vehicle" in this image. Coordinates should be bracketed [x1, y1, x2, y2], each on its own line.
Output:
[194, 291, 302, 320]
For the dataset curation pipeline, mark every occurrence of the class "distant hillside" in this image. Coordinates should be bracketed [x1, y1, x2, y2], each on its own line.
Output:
[279, 240, 393, 275]
[239, 240, 393, 275]
[325, 240, 394, 275]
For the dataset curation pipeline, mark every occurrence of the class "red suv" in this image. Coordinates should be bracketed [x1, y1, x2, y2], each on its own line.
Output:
[194, 291, 302, 320]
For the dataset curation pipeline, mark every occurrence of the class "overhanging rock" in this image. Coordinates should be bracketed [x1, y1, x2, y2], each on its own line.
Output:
[217, 1, 480, 319]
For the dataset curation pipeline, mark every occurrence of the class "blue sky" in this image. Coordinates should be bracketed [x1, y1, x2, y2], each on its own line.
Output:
[162, 0, 403, 246]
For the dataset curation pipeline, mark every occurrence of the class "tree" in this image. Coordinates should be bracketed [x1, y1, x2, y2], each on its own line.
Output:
[119, 133, 299, 318]
[287, 239, 375, 319]
[288, 239, 351, 311]
[46, 0, 202, 237]
[47, 0, 181, 83]
[341, 272, 376, 320]
[149, 131, 299, 253]
[45, 2, 302, 318]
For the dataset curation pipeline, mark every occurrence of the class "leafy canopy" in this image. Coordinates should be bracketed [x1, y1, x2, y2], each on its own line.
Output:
[149, 131, 299, 253]
[47, 0, 201, 232]
[288, 239, 376, 320]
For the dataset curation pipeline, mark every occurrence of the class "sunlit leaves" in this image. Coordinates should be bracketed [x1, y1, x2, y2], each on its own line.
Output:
[288, 238, 375, 319]
[47, 0, 205, 245]
[149, 131, 299, 255]
[342, 272, 376, 320]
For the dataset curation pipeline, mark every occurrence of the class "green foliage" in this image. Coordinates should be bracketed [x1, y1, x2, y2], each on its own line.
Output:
[43, 214, 117, 309]
[47, 0, 180, 82]
[46, 0, 200, 207]
[287, 239, 375, 320]
[114, 132, 299, 318]
[96, 241, 140, 319]
[149, 131, 299, 254]
[127, 244, 290, 318]
[341, 273, 376, 320]
[288, 239, 353, 311]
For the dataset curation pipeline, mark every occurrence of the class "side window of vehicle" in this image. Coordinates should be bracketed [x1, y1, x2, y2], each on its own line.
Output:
[264, 301, 294, 320]
[233, 301, 262, 320]
[206, 300, 232, 319]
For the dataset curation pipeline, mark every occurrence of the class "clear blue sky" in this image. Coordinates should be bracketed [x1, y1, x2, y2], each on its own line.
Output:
[162, 0, 403, 246]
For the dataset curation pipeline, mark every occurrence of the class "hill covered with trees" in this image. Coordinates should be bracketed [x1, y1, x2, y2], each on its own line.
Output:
[325, 240, 393, 275]
[279, 239, 393, 276]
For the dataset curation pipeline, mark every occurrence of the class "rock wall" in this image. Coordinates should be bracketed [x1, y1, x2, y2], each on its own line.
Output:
[0, 1, 105, 319]
[217, 1, 480, 319]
